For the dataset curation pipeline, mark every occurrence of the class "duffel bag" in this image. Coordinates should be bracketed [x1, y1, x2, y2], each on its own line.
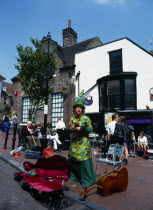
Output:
[25, 149, 41, 159]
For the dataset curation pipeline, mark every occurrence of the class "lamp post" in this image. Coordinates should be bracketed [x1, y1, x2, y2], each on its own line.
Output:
[76, 71, 80, 95]
[41, 32, 54, 137]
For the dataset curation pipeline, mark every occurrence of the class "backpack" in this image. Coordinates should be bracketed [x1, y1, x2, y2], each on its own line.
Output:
[114, 122, 124, 139]
[126, 125, 134, 140]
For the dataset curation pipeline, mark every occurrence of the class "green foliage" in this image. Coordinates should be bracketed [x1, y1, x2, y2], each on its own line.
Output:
[3, 104, 11, 111]
[15, 38, 56, 107]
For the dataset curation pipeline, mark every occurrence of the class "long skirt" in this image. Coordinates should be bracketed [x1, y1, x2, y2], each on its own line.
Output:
[68, 158, 96, 188]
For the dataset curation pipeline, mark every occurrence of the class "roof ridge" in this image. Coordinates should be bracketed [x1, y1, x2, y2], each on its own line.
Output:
[62, 37, 98, 49]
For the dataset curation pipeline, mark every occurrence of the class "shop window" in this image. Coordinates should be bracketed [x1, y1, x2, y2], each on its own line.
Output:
[52, 93, 64, 128]
[109, 49, 123, 74]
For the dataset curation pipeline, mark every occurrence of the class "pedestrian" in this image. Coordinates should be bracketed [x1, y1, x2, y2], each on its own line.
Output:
[113, 116, 128, 165]
[55, 118, 66, 130]
[106, 113, 119, 143]
[2, 113, 11, 133]
[12, 113, 18, 128]
[68, 99, 96, 190]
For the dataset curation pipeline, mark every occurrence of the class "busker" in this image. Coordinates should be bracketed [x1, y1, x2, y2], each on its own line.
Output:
[68, 99, 96, 190]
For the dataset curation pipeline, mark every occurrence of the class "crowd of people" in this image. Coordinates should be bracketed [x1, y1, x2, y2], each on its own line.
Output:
[106, 113, 150, 164]
[0, 108, 152, 191]
[0, 113, 18, 133]
[20, 118, 64, 151]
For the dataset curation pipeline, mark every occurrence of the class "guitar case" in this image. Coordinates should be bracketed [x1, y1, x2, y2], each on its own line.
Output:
[80, 167, 128, 199]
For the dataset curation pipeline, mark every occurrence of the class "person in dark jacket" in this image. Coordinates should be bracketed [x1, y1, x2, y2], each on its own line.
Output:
[21, 121, 39, 148]
[113, 116, 128, 165]
[2, 114, 11, 133]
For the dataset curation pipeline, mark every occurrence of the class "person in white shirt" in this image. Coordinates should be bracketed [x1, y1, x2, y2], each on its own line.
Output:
[137, 131, 148, 156]
[55, 118, 66, 130]
[106, 113, 119, 141]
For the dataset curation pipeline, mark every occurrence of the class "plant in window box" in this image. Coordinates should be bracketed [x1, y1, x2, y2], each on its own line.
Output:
[62, 86, 68, 91]
[7, 95, 13, 100]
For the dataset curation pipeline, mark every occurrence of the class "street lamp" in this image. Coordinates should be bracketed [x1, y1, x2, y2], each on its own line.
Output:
[76, 71, 80, 95]
[41, 32, 56, 137]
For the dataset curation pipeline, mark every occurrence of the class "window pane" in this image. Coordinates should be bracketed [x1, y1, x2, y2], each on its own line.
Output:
[109, 50, 122, 74]
[125, 95, 136, 109]
[107, 80, 120, 94]
[22, 97, 35, 123]
[108, 95, 120, 109]
[52, 93, 64, 128]
[125, 79, 135, 94]
[107, 80, 120, 109]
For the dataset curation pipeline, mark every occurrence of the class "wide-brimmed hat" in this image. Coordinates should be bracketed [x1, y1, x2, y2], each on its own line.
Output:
[73, 99, 85, 109]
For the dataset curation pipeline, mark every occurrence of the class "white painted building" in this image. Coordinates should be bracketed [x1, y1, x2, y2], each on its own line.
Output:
[75, 37, 153, 113]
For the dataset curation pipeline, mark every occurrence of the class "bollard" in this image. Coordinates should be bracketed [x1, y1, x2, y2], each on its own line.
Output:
[12, 124, 17, 150]
[3, 125, 10, 149]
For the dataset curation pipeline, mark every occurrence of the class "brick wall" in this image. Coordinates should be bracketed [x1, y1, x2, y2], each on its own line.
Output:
[12, 53, 75, 127]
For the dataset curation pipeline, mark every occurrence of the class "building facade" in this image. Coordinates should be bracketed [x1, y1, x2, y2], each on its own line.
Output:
[10, 21, 102, 127]
[75, 38, 153, 138]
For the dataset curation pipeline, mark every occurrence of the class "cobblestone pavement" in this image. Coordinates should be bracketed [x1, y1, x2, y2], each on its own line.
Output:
[0, 131, 153, 210]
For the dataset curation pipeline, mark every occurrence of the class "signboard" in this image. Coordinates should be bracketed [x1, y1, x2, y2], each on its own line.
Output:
[104, 112, 113, 127]
[150, 88, 153, 101]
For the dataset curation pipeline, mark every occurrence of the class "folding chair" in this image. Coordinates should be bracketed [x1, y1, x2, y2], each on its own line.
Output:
[95, 144, 124, 174]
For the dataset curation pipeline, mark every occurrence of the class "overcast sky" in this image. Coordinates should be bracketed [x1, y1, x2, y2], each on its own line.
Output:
[0, 0, 153, 82]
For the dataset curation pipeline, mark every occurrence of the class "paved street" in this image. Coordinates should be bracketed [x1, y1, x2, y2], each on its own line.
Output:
[0, 131, 153, 210]
[0, 159, 48, 210]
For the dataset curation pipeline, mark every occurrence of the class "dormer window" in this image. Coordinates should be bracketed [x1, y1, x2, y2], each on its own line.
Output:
[109, 49, 123, 74]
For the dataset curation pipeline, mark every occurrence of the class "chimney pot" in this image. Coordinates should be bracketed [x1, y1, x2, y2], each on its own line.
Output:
[68, 20, 71, 28]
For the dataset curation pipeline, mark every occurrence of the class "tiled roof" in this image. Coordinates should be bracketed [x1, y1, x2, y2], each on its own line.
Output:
[0, 74, 6, 80]
[62, 37, 99, 66]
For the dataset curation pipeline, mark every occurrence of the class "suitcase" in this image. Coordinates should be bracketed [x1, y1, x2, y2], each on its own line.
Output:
[25, 149, 41, 159]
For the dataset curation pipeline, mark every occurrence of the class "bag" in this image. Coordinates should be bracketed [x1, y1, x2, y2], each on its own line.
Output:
[144, 150, 149, 159]
[42, 148, 54, 158]
[31, 146, 42, 151]
[25, 149, 41, 159]
[114, 123, 124, 139]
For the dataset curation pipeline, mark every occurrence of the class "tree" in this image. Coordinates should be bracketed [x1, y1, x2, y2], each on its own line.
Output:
[15, 38, 56, 109]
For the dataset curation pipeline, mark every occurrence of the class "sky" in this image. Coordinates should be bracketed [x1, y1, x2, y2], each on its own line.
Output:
[0, 0, 153, 83]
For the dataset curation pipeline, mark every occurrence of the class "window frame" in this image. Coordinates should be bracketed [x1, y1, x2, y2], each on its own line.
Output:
[97, 72, 137, 111]
[22, 97, 35, 123]
[109, 49, 123, 74]
[51, 93, 64, 128]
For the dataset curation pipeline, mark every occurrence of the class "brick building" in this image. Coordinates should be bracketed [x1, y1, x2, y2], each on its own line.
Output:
[10, 21, 102, 127]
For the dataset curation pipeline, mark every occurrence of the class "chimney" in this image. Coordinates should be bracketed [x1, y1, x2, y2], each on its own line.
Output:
[62, 20, 77, 47]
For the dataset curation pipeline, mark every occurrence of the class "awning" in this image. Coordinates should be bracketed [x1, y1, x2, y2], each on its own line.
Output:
[127, 119, 152, 124]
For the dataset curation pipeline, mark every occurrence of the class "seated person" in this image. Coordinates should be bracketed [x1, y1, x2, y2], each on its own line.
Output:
[34, 122, 46, 147]
[20, 121, 40, 149]
[47, 122, 62, 151]
[135, 131, 148, 156]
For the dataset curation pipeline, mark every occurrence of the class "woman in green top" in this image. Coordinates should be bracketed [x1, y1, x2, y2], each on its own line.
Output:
[68, 99, 96, 189]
